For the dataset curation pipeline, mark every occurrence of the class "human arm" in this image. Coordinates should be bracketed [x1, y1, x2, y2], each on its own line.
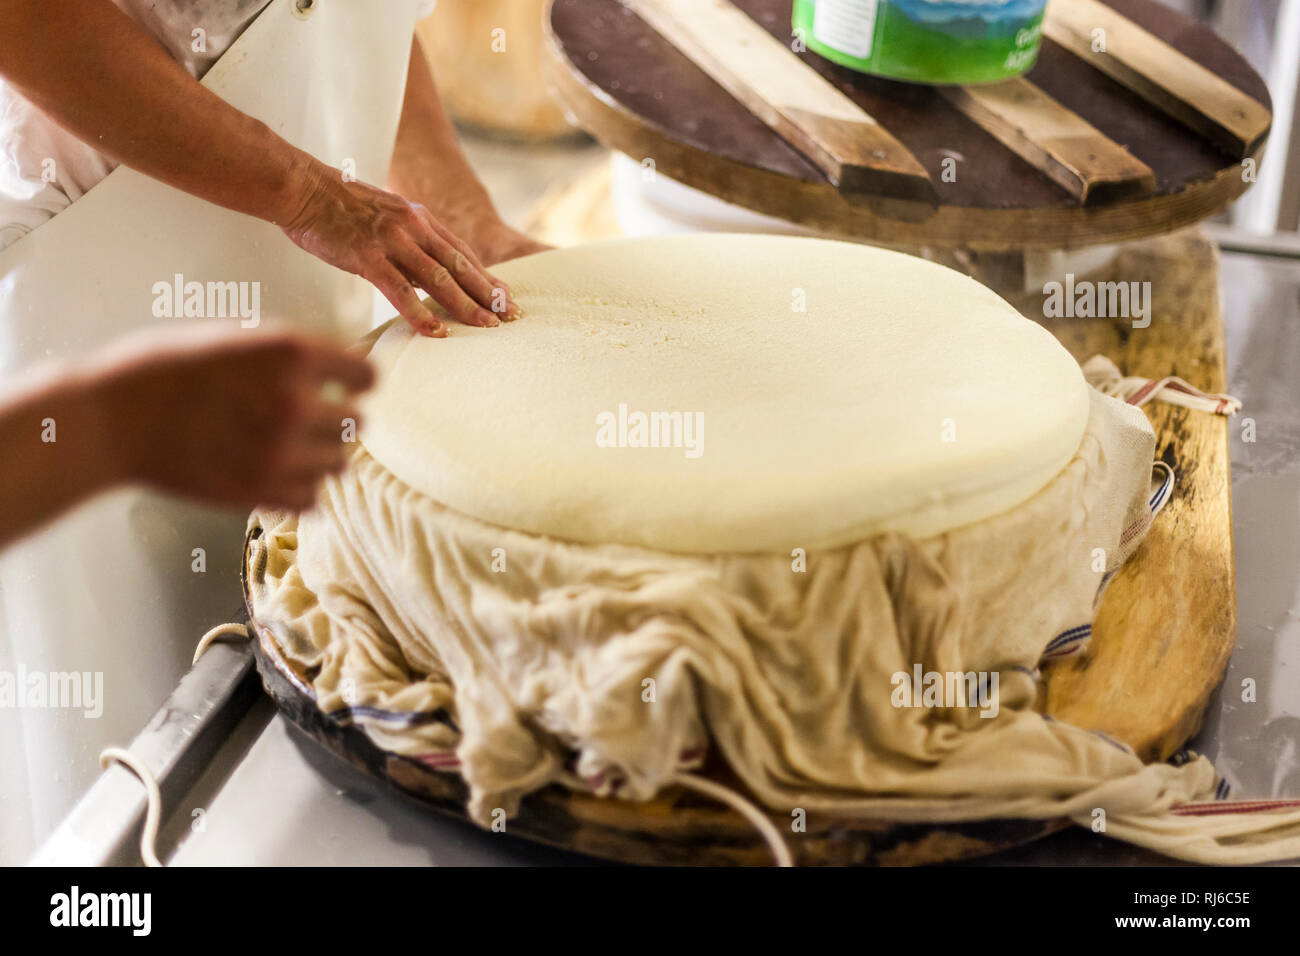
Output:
[0, 326, 373, 548]
[0, 0, 512, 334]
[387, 36, 551, 267]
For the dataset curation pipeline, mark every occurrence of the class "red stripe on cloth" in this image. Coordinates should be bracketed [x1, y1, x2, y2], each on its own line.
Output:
[1163, 379, 1237, 409]
[1126, 380, 1160, 406]
[1119, 514, 1152, 547]
[417, 752, 461, 768]
[1172, 799, 1300, 816]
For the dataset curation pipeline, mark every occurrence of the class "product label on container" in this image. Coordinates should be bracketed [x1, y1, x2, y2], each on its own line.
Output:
[812, 0, 879, 59]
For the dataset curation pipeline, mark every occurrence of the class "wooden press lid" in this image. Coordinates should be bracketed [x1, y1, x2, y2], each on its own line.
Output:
[544, 0, 1272, 250]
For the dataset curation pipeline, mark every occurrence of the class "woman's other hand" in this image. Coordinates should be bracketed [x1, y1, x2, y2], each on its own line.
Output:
[92, 324, 376, 512]
[280, 163, 522, 337]
[461, 219, 552, 268]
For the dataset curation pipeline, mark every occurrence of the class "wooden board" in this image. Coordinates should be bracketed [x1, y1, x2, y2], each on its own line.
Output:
[622, 0, 935, 198]
[544, 0, 1271, 249]
[938, 79, 1155, 205]
[1043, 0, 1273, 158]
[1028, 231, 1237, 761]
[243, 231, 1235, 865]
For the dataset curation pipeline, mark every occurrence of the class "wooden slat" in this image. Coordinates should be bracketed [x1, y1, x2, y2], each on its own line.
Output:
[1044, 0, 1272, 158]
[940, 79, 1156, 205]
[621, 0, 935, 200]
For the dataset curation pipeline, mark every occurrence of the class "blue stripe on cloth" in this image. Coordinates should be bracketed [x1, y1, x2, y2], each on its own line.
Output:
[1043, 624, 1092, 656]
[1046, 623, 1091, 646]
[325, 704, 459, 731]
[1092, 730, 1134, 754]
[1149, 465, 1175, 509]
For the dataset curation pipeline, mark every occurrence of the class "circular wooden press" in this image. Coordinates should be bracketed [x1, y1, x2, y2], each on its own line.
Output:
[247, 232, 1244, 866]
[544, 0, 1270, 251]
[249, 0, 1272, 865]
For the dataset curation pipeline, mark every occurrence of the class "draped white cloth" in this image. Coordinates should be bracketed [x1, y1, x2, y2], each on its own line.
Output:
[248, 386, 1300, 863]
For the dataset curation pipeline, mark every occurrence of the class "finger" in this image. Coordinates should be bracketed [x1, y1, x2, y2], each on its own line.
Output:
[488, 275, 517, 317]
[426, 240, 515, 324]
[422, 210, 489, 273]
[428, 220, 518, 301]
[370, 263, 446, 337]
[278, 440, 350, 478]
[299, 421, 360, 446]
[402, 230, 503, 323]
[296, 342, 376, 394]
[391, 242, 500, 328]
[413, 221, 520, 321]
[296, 400, 363, 442]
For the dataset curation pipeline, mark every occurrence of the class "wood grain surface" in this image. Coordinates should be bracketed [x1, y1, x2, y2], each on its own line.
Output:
[543, 0, 1270, 249]
[622, 0, 935, 198]
[938, 79, 1155, 204]
[1043, 0, 1273, 158]
[1030, 230, 1237, 762]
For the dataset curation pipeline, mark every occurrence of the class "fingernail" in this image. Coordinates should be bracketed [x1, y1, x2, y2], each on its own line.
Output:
[481, 311, 500, 327]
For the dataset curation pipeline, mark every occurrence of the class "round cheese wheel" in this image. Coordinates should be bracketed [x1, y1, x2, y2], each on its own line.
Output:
[360, 234, 1089, 553]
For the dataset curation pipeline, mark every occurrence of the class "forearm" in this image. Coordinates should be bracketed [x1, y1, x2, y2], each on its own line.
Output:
[388, 37, 500, 234]
[0, 0, 314, 226]
[0, 368, 123, 549]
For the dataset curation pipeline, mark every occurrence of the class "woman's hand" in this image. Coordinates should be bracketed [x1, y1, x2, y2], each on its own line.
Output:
[460, 218, 552, 268]
[0, 6, 533, 339]
[92, 324, 376, 512]
[0, 324, 375, 548]
[281, 162, 522, 337]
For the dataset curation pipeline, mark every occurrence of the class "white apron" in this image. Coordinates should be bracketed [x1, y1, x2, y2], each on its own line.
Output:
[0, 0, 424, 863]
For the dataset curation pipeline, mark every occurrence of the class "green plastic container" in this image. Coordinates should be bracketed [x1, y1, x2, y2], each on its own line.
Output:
[792, 0, 1047, 85]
